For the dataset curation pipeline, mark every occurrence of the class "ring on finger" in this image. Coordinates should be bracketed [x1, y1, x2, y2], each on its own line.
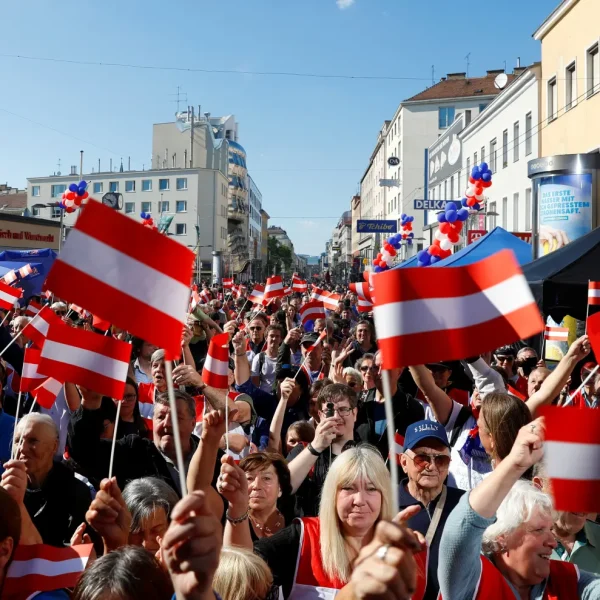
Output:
[376, 544, 390, 563]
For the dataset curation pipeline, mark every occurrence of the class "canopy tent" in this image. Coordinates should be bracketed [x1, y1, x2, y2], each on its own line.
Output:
[432, 226, 532, 268]
[394, 254, 419, 269]
[522, 226, 600, 322]
[0, 249, 57, 299]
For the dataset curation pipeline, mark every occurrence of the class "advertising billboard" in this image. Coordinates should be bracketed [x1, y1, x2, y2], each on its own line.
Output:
[356, 220, 398, 233]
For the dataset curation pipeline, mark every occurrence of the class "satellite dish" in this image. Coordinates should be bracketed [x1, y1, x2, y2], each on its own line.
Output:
[494, 73, 508, 90]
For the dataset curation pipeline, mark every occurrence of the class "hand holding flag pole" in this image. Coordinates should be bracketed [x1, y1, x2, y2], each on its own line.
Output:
[164, 360, 188, 496]
[293, 331, 327, 382]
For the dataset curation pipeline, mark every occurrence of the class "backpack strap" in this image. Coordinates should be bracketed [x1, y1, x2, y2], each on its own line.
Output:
[449, 406, 473, 448]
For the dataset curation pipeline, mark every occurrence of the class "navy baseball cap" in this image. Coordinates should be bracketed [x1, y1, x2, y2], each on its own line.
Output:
[403, 420, 450, 451]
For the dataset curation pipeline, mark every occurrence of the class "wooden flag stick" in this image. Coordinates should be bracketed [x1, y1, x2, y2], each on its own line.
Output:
[164, 360, 188, 496]
[108, 399, 122, 479]
[586, 280, 591, 335]
[564, 364, 600, 407]
[381, 369, 399, 515]
[10, 391, 22, 460]
[14, 398, 38, 459]
[0, 311, 11, 328]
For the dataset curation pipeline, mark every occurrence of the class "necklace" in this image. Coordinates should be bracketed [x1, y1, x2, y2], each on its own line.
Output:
[251, 509, 284, 537]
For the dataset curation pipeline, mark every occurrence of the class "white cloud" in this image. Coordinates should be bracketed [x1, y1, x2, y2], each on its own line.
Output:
[336, 0, 355, 9]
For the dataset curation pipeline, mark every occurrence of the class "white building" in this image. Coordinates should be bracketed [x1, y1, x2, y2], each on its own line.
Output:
[425, 64, 542, 246]
[26, 167, 229, 279]
[247, 174, 263, 279]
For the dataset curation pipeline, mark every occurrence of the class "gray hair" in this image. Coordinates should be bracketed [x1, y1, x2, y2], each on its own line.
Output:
[150, 348, 165, 366]
[154, 390, 196, 421]
[122, 477, 180, 534]
[51, 302, 67, 312]
[15, 413, 58, 440]
[482, 479, 553, 554]
[342, 367, 363, 386]
[13, 316, 31, 331]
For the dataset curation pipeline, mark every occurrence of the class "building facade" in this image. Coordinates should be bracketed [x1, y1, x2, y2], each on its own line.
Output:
[260, 209, 270, 281]
[247, 175, 263, 280]
[0, 184, 27, 214]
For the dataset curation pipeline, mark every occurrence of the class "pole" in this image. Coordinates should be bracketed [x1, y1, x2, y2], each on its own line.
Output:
[108, 399, 122, 479]
[11, 391, 22, 459]
[164, 360, 188, 495]
[586, 279, 591, 335]
[564, 365, 600, 406]
[79, 150, 84, 180]
[190, 106, 195, 168]
[382, 370, 399, 515]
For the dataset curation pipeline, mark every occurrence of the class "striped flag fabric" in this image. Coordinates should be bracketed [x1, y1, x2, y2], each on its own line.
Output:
[3, 543, 93, 600]
[264, 276, 285, 300]
[2, 270, 17, 285]
[0, 280, 22, 310]
[544, 326, 569, 342]
[541, 405, 600, 512]
[92, 314, 111, 332]
[223, 277, 234, 289]
[201, 332, 230, 389]
[38, 322, 132, 399]
[18, 264, 33, 279]
[372, 249, 544, 368]
[248, 284, 265, 305]
[292, 276, 308, 293]
[305, 330, 327, 354]
[388, 431, 405, 465]
[200, 288, 212, 304]
[22, 305, 64, 349]
[299, 300, 326, 326]
[311, 286, 341, 311]
[20, 347, 47, 393]
[43, 199, 195, 360]
[349, 282, 374, 313]
[25, 300, 43, 318]
[32, 377, 64, 409]
[589, 281, 600, 306]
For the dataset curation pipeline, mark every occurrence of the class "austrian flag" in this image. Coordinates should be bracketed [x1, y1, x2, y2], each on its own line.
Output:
[589, 281, 600, 306]
[264, 276, 285, 300]
[20, 347, 47, 393]
[311, 286, 341, 311]
[223, 277, 234, 289]
[44, 200, 195, 359]
[248, 284, 265, 305]
[38, 322, 132, 399]
[372, 249, 544, 367]
[201, 332, 230, 389]
[25, 300, 42, 318]
[292, 276, 308, 293]
[544, 326, 569, 342]
[0, 280, 22, 310]
[299, 301, 326, 326]
[23, 305, 64, 350]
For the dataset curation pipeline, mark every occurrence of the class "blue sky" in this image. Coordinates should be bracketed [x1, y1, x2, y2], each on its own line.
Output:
[0, 0, 557, 255]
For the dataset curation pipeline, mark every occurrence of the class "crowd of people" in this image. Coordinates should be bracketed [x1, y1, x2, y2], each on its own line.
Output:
[1, 279, 600, 600]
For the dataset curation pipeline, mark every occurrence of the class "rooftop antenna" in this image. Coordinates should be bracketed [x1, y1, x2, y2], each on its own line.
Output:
[503, 60, 507, 72]
[56, 158, 62, 176]
[431, 65, 435, 86]
[465, 52, 471, 78]
[170, 86, 188, 113]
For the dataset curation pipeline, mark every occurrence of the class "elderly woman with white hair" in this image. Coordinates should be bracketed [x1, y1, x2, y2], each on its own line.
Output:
[439, 419, 600, 599]
[14, 413, 93, 547]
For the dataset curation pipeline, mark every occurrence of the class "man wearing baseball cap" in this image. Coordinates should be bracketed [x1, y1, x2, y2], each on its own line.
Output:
[399, 419, 465, 600]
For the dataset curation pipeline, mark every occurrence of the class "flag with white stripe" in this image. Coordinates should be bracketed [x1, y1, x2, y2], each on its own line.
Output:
[23, 305, 65, 350]
[544, 326, 569, 342]
[349, 282, 374, 313]
[20, 347, 47, 393]
[223, 277, 234, 289]
[44, 199, 195, 359]
[299, 301, 326, 326]
[372, 249, 544, 367]
[201, 332, 230, 389]
[38, 322, 132, 399]
[292, 276, 308, 293]
[25, 300, 42, 318]
[0, 280, 22, 310]
[248, 284, 265, 305]
[32, 377, 64, 410]
[311, 286, 341, 311]
[264, 276, 285, 300]
[589, 281, 600, 306]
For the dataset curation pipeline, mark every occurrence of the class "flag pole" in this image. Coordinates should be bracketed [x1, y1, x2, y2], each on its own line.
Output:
[108, 399, 122, 479]
[564, 364, 600, 407]
[164, 360, 188, 496]
[10, 391, 22, 460]
[586, 280, 591, 335]
[0, 311, 11, 328]
[381, 369, 399, 515]
[14, 399, 38, 459]
[0, 312, 42, 359]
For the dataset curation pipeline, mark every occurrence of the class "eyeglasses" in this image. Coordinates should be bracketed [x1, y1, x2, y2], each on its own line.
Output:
[497, 356, 514, 362]
[248, 326, 263, 331]
[405, 452, 451, 470]
[122, 394, 137, 401]
[360, 365, 378, 372]
[55, 311, 67, 316]
[347, 381, 357, 388]
[321, 406, 353, 417]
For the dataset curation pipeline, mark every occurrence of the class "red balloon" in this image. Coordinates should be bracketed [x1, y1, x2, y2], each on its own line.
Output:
[388, 247, 397, 257]
[65, 206, 75, 214]
[82, 191, 89, 199]
[439, 249, 452, 259]
[452, 221, 463, 233]
[66, 191, 76, 200]
[405, 223, 412, 231]
[429, 244, 441, 257]
[440, 222, 451, 235]
[469, 176, 476, 184]
[482, 180, 493, 188]
[467, 197, 477, 207]
[373, 258, 380, 266]
[448, 231, 459, 243]
[73, 197, 82, 206]
[383, 243, 392, 253]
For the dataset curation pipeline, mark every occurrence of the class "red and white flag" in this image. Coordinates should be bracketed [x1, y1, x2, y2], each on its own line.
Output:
[589, 281, 600, 306]
[38, 322, 132, 399]
[299, 300, 326, 326]
[22, 305, 64, 350]
[2, 270, 17, 285]
[305, 330, 327, 354]
[3, 543, 93, 600]
[0, 280, 22, 310]
[292, 276, 308, 293]
[25, 300, 42, 318]
[349, 282, 374, 313]
[372, 249, 544, 368]
[264, 276, 285, 300]
[311, 286, 341, 311]
[20, 347, 47, 393]
[32, 377, 64, 409]
[92, 314, 111, 332]
[544, 326, 569, 342]
[18, 264, 33, 279]
[388, 431, 405, 465]
[223, 277, 234, 289]
[69, 303, 87, 318]
[201, 332, 230, 389]
[283, 285, 293, 296]
[541, 405, 600, 512]
[44, 199, 195, 359]
[200, 288, 212, 304]
[248, 284, 265, 305]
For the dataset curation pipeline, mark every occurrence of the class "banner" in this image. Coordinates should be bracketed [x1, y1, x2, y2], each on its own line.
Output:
[467, 230, 533, 245]
[356, 220, 397, 233]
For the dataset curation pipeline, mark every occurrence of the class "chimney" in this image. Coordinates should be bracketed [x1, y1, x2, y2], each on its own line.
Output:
[486, 69, 505, 77]
[513, 66, 527, 76]
[70, 165, 77, 175]
[447, 72, 466, 80]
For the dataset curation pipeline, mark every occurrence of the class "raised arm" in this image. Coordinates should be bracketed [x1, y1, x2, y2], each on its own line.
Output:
[232, 331, 251, 386]
[408, 365, 453, 425]
[268, 378, 294, 452]
[219, 455, 253, 550]
[526, 335, 590, 417]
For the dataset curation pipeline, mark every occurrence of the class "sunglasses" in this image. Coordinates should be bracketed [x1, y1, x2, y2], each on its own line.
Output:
[406, 452, 451, 470]
[248, 326, 263, 331]
[55, 311, 67, 316]
[347, 381, 357, 388]
[360, 365, 378, 372]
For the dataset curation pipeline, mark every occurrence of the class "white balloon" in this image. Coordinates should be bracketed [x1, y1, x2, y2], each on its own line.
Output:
[440, 238, 453, 251]
[466, 185, 476, 196]
[475, 193, 484, 201]
[381, 250, 391, 262]
[435, 230, 444, 241]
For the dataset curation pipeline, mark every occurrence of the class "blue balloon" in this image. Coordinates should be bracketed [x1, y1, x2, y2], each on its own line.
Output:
[140, 211, 150, 219]
[461, 198, 469, 207]
[409, 216, 414, 222]
[471, 167, 481, 180]
[457, 208, 470, 221]
[59, 201, 65, 209]
[481, 171, 492, 182]
[445, 202, 457, 212]
[417, 251, 431, 266]
[68, 183, 78, 193]
[408, 232, 414, 238]
[374, 266, 383, 273]
[446, 210, 458, 223]
[437, 212, 447, 223]
[473, 203, 481, 211]
[406, 239, 413, 246]
[401, 213, 406, 220]
[430, 255, 441, 264]
[479, 162, 489, 173]
[77, 186, 86, 196]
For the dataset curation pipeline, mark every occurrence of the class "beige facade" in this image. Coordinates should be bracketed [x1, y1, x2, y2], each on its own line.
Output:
[535, 0, 600, 155]
[0, 214, 60, 251]
[350, 195, 361, 257]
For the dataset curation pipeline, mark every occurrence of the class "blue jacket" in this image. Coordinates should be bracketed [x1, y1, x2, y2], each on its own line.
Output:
[0, 409, 15, 475]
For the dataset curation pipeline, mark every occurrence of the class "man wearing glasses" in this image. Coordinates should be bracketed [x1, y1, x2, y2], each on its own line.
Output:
[494, 346, 528, 398]
[399, 420, 465, 600]
[245, 313, 268, 362]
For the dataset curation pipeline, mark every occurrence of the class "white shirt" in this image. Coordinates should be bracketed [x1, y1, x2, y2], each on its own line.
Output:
[251, 353, 278, 393]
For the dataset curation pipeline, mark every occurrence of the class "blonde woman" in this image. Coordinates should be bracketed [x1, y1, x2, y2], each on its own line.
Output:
[219, 444, 394, 599]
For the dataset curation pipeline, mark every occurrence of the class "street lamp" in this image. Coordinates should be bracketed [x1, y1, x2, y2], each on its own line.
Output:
[32, 202, 64, 251]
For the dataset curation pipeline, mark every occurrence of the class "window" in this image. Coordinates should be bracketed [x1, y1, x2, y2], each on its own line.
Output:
[489, 201, 497, 229]
[176, 178, 188, 191]
[109, 181, 119, 193]
[587, 44, 599, 97]
[438, 106, 456, 129]
[525, 188, 532, 230]
[175, 223, 186, 235]
[502, 197, 508, 229]
[142, 179, 152, 192]
[51, 184, 66, 198]
[32, 206, 40, 216]
[513, 121, 520, 162]
[513, 193, 519, 231]
[125, 202, 135, 214]
[31, 186, 40, 197]
[566, 62, 577, 110]
[125, 180, 135, 193]
[93, 182, 103, 194]
[176, 200, 187, 213]
[490, 139, 497, 172]
[457, 170, 461, 199]
[525, 113, 533, 156]
[466, 157, 471, 179]
[479, 103, 488, 113]
[474, 152, 478, 166]
[502, 130, 508, 168]
[159, 201, 170, 213]
[159, 179, 170, 191]
[450, 176, 454, 200]
[547, 77, 558, 122]
[51, 207, 61, 219]
[481, 147, 485, 164]
[141, 201, 151, 213]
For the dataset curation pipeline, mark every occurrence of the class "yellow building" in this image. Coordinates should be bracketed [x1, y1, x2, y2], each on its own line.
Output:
[535, 0, 600, 155]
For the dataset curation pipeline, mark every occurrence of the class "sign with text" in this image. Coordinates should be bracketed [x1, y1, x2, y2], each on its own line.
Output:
[413, 199, 448, 210]
[357, 220, 398, 233]
[467, 230, 533, 245]
[379, 179, 400, 188]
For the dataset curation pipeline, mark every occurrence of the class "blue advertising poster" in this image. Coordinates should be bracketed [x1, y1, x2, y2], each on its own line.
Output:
[537, 173, 592, 256]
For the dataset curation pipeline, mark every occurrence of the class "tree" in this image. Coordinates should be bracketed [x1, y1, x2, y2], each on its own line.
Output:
[266, 237, 293, 275]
